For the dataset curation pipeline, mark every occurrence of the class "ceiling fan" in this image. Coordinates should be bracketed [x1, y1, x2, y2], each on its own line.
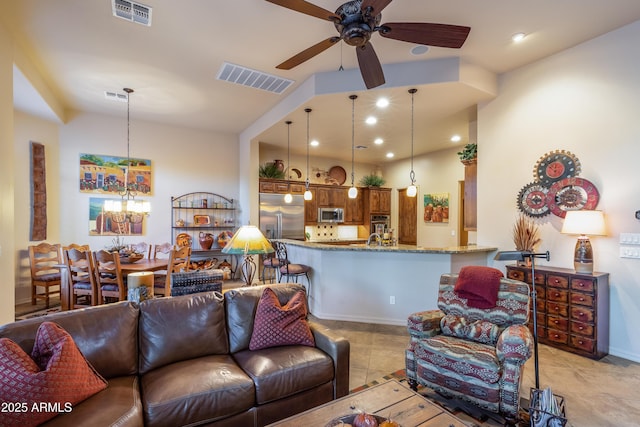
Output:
[266, 0, 471, 89]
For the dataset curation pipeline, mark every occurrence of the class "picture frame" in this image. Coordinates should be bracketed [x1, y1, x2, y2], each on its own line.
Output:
[193, 214, 211, 225]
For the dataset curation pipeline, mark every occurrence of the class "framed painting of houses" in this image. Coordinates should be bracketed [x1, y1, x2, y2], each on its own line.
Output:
[424, 193, 449, 223]
[89, 198, 144, 236]
[80, 153, 152, 195]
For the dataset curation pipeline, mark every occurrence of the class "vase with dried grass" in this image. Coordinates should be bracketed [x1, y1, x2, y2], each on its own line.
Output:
[512, 215, 541, 266]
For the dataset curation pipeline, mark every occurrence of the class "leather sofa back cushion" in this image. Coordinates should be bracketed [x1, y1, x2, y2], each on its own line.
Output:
[0, 302, 139, 379]
[225, 283, 308, 353]
[0, 322, 107, 426]
[138, 291, 228, 374]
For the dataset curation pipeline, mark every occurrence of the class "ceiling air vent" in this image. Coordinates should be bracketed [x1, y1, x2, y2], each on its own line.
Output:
[104, 91, 129, 102]
[112, 0, 152, 26]
[216, 62, 294, 94]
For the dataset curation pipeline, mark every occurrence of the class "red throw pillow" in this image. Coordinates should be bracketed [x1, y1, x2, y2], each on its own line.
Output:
[249, 288, 315, 350]
[0, 322, 107, 426]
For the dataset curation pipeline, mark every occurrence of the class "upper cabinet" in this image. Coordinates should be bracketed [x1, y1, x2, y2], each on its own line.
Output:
[259, 179, 305, 194]
[463, 159, 477, 231]
[316, 186, 346, 208]
[344, 190, 364, 224]
[364, 188, 391, 215]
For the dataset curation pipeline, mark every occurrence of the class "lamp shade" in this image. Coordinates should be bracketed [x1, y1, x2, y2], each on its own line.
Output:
[221, 225, 274, 255]
[561, 210, 606, 236]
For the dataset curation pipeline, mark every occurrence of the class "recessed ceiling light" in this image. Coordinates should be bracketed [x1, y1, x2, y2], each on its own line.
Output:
[376, 98, 389, 108]
[411, 45, 429, 55]
[374, 138, 383, 145]
[450, 135, 461, 142]
[386, 152, 394, 158]
[310, 139, 319, 147]
[365, 116, 377, 125]
[512, 32, 526, 43]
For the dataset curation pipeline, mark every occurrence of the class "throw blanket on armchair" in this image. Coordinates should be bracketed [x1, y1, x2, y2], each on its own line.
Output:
[453, 266, 504, 309]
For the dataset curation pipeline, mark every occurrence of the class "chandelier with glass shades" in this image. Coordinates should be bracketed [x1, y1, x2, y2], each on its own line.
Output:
[104, 88, 151, 224]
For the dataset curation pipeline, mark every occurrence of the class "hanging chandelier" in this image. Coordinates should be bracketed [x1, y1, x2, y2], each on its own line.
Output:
[348, 94, 358, 199]
[104, 88, 150, 223]
[407, 88, 418, 197]
[284, 120, 293, 204]
[303, 108, 313, 201]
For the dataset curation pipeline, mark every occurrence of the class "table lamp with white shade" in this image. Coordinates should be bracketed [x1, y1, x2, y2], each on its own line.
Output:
[561, 210, 606, 274]
[222, 225, 274, 287]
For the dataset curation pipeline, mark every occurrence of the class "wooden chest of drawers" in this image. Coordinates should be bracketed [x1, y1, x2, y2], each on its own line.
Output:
[506, 265, 609, 359]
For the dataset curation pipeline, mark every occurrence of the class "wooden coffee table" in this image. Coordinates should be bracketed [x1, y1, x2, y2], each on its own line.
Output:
[267, 379, 467, 427]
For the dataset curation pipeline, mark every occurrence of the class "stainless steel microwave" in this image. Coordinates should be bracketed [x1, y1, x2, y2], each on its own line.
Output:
[318, 208, 344, 223]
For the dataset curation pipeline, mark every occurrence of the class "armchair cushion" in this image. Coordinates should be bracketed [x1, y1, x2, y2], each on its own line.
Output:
[496, 324, 534, 363]
[415, 335, 501, 384]
[440, 314, 500, 345]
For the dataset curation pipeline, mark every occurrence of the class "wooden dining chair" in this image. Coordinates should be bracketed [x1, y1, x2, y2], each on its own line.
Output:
[62, 244, 98, 309]
[130, 242, 151, 258]
[154, 246, 191, 297]
[28, 242, 63, 308]
[152, 242, 174, 289]
[92, 249, 126, 304]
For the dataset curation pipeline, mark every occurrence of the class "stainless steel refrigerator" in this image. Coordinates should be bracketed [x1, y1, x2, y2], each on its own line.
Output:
[259, 193, 305, 240]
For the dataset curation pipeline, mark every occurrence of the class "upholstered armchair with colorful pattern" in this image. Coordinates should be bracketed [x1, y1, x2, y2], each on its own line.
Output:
[406, 273, 533, 423]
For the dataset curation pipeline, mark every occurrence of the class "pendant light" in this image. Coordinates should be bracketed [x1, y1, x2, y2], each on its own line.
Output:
[104, 87, 151, 222]
[284, 120, 293, 204]
[407, 88, 418, 197]
[348, 94, 358, 199]
[303, 108, 313, 201]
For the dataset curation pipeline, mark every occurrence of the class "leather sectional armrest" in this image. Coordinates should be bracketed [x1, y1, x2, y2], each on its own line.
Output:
[309, 322, 350, 399]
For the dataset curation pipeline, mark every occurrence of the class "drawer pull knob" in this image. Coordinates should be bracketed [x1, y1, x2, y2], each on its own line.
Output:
[554, 320, 559, 324]
[554, 279, 559, 283]
[578, 340, 584, 345]
[555, 293, 560, 297]
[580, 297, 585, 301]
[554, 334, 559, 338]
[579, 326, 584, 330]
[579, 312, 584, 316]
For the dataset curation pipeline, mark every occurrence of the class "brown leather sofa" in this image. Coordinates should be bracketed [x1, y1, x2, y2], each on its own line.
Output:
[0, 283, 350, 426]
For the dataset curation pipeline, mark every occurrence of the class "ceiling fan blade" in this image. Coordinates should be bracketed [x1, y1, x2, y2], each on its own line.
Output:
[276, 37, 341, 70]
[361, 0, 393, 16]
[356, 42, 385, 89]
[265, 0, 340, 22]
[379, 22, 471, 48]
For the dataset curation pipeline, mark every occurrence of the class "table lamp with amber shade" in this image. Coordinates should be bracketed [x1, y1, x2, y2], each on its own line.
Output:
[222, 225, 274, 287]
[561, 210, 606, 274]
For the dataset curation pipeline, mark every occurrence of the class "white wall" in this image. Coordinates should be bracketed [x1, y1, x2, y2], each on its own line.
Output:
[479, 20, 640, 362]
[13, 112, 60, 302]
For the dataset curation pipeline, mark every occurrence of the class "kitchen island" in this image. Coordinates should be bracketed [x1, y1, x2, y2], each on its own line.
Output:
[281, 239, 497, 325]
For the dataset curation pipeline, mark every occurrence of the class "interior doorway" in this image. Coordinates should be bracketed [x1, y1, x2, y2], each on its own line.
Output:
[397, 188, 417, 245]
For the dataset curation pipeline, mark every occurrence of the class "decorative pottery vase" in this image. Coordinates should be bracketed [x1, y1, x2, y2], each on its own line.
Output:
[273, 159, 284, 171]
[199, 232, 214, 250]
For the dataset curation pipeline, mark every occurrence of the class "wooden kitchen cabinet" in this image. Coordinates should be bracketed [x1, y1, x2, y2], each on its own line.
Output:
[304, 189, 317, 225]
[506, 265, 609, 359]
[463, 159, 477, 231]
[364, 187, 391, 214]
[344, 191, 364, 224]
[316, 186, 346, 208]
[259, 179, 304, 194]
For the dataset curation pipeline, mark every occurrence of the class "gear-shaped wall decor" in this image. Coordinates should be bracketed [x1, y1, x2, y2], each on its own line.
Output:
[516, 150, 599, 219]
[533, 150, 581, 186]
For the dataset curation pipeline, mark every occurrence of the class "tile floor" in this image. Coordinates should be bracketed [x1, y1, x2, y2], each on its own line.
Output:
[310, 316, 640, 427]
[16, 294, 640, 427]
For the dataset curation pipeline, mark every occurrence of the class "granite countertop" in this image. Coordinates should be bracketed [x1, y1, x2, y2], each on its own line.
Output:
[281, 239, 497, 254]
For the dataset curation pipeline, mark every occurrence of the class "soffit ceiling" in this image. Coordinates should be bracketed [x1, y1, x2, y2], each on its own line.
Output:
[2, 0, 640, 164]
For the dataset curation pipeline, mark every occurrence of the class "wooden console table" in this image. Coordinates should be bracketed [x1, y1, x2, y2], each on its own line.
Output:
[268, 379, 466, 427]
[506, 265, 609, 359]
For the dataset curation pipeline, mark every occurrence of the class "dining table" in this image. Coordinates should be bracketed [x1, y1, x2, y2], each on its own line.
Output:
[55, 258, 169, 311]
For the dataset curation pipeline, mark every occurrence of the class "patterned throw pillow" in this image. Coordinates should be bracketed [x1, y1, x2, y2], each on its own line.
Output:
[249, 287, 315, 351]
[440, 314, 500, 345]
[0, 322, 107, 426]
